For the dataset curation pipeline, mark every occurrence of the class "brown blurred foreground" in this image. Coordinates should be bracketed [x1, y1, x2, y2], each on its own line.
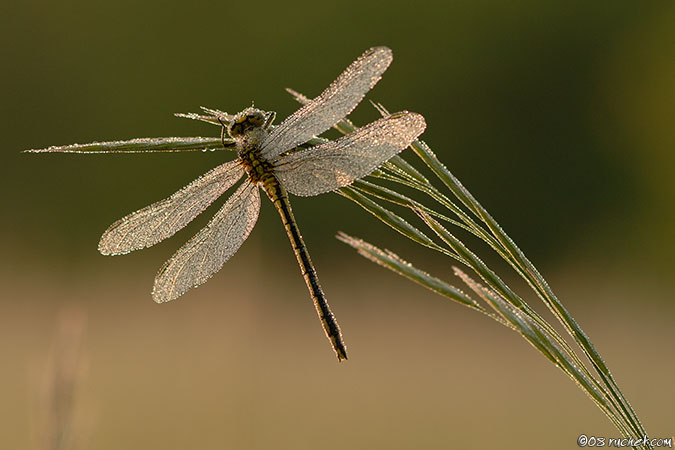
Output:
[4, 252, 673, 450]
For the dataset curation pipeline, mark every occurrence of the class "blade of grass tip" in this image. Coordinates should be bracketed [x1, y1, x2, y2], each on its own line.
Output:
[411, 139, 646, 439]
[24, 137, 228, 154]
[338, 186, 449, 253]
[337, 232, 497, 318]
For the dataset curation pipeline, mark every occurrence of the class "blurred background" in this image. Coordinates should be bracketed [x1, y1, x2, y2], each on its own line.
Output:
[2, 0, 673, 448]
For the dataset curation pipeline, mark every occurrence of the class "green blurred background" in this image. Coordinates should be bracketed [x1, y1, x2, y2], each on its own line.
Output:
[2, 1, 673, 448]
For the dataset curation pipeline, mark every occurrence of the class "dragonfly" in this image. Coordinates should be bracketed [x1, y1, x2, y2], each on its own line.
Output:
[26, 46, 426, 360]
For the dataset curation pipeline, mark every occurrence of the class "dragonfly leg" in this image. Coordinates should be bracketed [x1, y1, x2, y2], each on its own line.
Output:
[263, 111, 276, 130]
[217, 117, 237, 149]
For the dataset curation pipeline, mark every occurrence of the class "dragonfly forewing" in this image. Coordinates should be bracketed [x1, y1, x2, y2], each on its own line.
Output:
[99, 161, 244, 255]
[273, 112, 426, 197]
[261, 47, 393, 158]
[152, 181, 261, 303]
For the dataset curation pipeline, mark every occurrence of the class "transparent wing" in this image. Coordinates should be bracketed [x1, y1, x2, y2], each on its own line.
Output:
[152, 181, 261, 303]
[24, 136, 232, 153]
[99, 161, 244, 255]
[274, 112, 426, 197]
[261, 47, 393, 158]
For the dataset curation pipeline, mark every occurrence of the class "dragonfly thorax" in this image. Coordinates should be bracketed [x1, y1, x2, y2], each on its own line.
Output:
[229, 107, 277, 185]
[239, 148, 276, 186]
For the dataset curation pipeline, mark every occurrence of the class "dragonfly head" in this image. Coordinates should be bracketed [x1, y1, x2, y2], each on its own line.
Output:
[228, 107, 274, 141]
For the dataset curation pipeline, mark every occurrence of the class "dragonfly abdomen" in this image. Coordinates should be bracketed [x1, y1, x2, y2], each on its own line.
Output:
[263, 176, 348, 361]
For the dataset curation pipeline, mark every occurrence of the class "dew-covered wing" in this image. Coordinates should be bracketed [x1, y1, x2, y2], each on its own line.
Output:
[99, 161, 244, 255]
[152, 181, 261, 303]
[274, 112, 426, 197]
[261, 47, 393, 159]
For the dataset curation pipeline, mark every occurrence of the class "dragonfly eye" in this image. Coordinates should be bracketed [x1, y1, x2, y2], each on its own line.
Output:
[245, 111, 265, 126]
[228, 110, 267, 138]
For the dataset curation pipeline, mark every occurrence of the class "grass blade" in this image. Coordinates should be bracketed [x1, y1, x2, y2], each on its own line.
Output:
[25, 136, 230, 154]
